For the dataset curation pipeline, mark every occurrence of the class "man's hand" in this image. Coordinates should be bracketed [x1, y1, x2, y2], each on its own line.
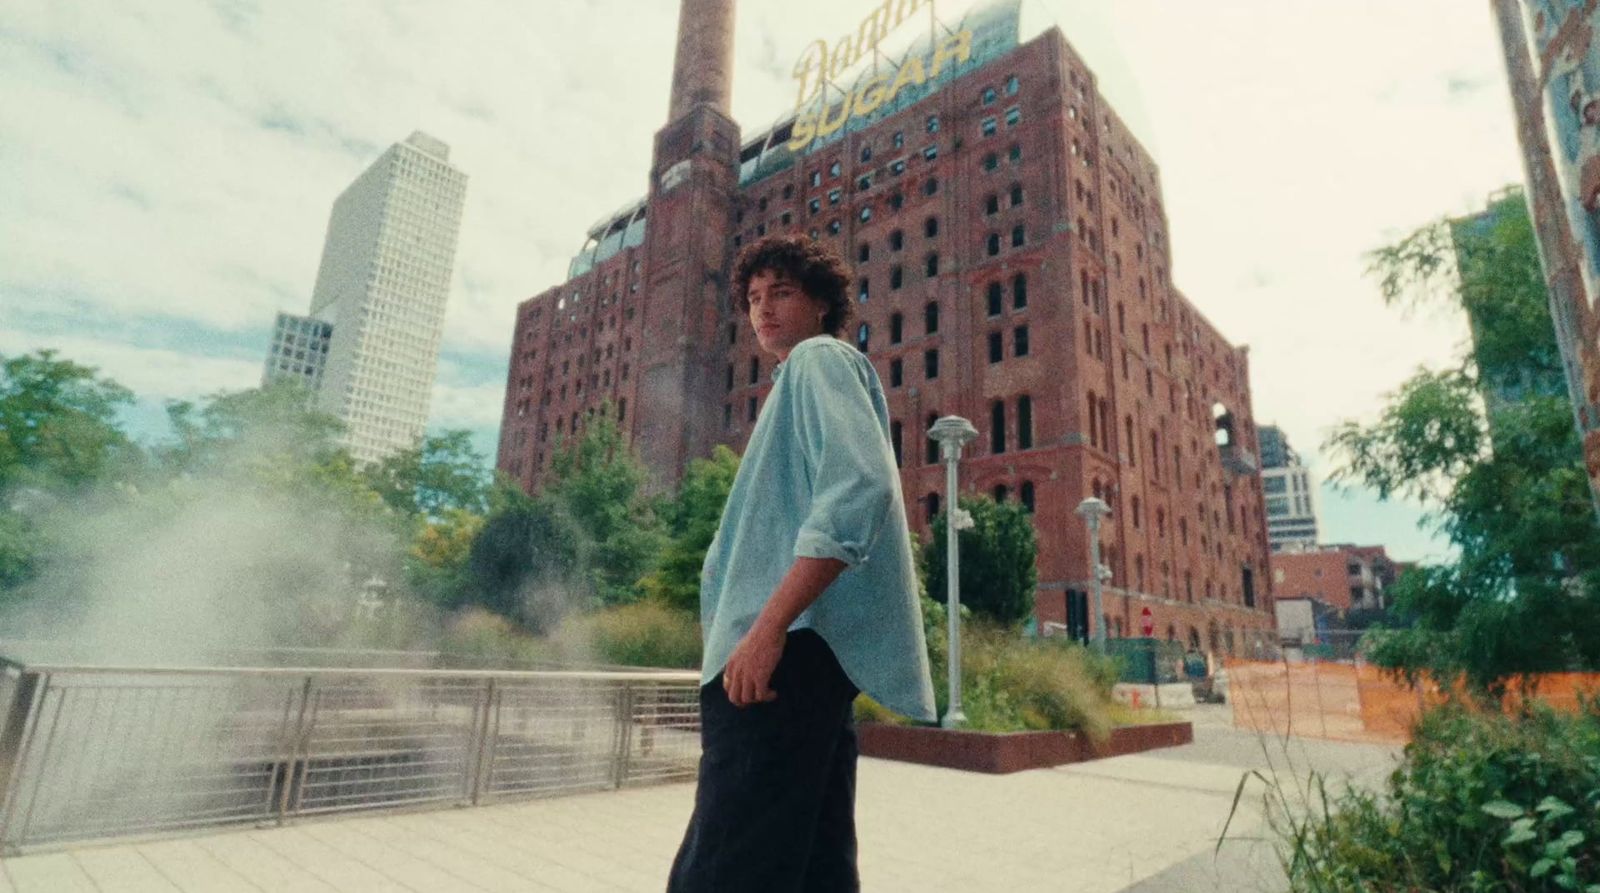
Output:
[723, 624, 786, 708]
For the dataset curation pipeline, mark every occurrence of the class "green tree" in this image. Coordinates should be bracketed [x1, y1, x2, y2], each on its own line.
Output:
[0, 350, 139, 492]
[406, 507, 486, 610]
[466, 480, 581, 632]
[639, 445, 740, 613]
[922, 495, 1038, 626]
[363, 430, 491, 519]
[1330, 188, 1600, 695]
[539, 403, 666, 607]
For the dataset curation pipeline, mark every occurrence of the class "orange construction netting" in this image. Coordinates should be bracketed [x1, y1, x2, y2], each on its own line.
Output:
[1221, 659, 1600, 745]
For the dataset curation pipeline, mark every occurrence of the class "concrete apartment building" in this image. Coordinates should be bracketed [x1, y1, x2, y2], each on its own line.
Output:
[496, 0, 1275, 657]
[265, 131, 468, 464]
[262, 312, 333, 391]
[1258, 424, 1320, 552]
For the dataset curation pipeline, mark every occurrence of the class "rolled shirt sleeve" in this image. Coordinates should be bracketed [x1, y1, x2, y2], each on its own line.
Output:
[789, 343, 897, 567]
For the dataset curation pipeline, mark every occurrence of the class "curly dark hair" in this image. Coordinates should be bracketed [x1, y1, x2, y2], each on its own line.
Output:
[732, 235, 853, 336]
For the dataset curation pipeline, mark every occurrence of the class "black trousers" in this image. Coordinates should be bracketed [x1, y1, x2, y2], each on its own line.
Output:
[667, 629, 861, 893]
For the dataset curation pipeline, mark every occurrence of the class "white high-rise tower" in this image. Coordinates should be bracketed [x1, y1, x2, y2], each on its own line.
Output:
[305, 131, 467, 464]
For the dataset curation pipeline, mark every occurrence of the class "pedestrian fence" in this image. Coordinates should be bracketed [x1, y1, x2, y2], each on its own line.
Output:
[0, 657, 702, 853]
[1224, 659, 1600, 745]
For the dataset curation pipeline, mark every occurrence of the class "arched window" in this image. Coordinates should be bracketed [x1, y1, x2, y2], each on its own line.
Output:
[1017, 395, 1032, 449]
[1012, 274, 1027, 309]
[925, 301, 940, 334]
[991, 400, 1007, 454]
[987, 281, 1003, 315]
[1011, 225, 1025, 247]
[925, 216, 939, 238]
[993, 484, 1008, 502]
[925, 252, 940, 277]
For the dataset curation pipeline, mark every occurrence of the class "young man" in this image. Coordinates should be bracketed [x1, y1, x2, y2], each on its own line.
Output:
[667, 236, 936, 892]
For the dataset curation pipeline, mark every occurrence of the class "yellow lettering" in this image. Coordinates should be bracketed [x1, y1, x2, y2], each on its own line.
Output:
[792, 40, 827, 110]
[787, 112, 818, 151]
[929, 29, 973, 79]
[885, 0, 928, 31]
[828, 35, 856, 81]
[884, 55, 926, 107]
[855, 8, 891, 59]
[815, 96, 852, 139]
[852, 72, 891, 117]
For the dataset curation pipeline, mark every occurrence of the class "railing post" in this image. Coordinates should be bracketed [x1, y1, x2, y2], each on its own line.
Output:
[278, 675, 315, 824]
[469, 678, 498, 806]
[613, 682, 636, 790]
[0, 671, 45, 852]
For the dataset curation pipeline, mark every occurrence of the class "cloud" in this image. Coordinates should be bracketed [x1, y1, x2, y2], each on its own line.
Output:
[2, 0, 1525, 560]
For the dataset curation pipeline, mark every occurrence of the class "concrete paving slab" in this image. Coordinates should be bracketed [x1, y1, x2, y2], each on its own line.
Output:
[0, 708, 1400, 893]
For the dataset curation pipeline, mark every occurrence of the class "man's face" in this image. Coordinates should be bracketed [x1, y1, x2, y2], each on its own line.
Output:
[747, 269, 827, 362]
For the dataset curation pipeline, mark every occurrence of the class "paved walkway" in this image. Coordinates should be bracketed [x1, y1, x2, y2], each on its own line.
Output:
[0, 707, 1400, 892]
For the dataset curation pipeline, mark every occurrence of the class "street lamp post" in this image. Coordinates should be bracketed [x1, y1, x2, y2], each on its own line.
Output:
[929, 415, 978, 729]
[1075, 497, 1112, 653]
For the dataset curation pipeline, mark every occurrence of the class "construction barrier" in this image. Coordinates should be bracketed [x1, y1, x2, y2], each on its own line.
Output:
[1222, 659, 1600, 745]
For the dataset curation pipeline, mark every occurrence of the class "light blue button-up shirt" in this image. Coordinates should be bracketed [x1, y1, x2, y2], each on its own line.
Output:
[699, 334, 936, 722]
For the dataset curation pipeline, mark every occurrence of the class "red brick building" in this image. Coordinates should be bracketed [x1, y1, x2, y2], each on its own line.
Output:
[1270, 544, 1399, 614]
[496, 0, 1275, 658]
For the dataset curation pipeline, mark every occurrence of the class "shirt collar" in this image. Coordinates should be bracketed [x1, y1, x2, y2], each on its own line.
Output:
[772, 334, 834, 380]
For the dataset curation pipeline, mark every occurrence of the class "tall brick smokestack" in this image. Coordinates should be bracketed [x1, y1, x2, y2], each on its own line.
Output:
[668, 0, 735, 122]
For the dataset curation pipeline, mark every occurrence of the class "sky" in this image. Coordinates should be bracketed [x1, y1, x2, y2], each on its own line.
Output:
[0, 0, 1529, 563]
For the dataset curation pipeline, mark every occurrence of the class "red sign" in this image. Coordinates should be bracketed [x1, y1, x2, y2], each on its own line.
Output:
[1140, 607, 1154, 637]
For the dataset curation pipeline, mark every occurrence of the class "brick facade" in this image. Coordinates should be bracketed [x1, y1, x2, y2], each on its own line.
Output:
[496, 11, 1276, 659]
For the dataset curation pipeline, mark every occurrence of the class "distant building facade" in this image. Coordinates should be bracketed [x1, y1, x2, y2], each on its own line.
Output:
[496, 0, 1276, 658]
[261, 312, 332, 390]
[263, 131, 468, 464]
[1258, 425, 1319, 552]
[1270, 543, 1398, 615]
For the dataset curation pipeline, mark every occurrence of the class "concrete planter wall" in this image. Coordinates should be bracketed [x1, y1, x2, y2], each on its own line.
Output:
[857, 721, 1193, 774]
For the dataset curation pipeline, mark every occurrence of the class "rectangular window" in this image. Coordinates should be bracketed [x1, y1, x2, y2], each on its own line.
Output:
[981, 117, 997, 137]
[1018, 396, 1033, 449]
[748, 396, 758, 422]
[988, 331, 1003, 363]
[923, 144, 938, 161]
[890, 358, 903, 387]
[828, 189, 841, 206]
[1005, 106, 1021, 126]
[1014, 325, 1029, 357]
[925, 349, 939, 379]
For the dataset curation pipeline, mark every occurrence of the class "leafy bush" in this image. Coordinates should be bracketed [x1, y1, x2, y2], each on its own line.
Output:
[865, 601, 1117, 738]
[563, 600, 702, 670]
[1268, 700, 1600, 892]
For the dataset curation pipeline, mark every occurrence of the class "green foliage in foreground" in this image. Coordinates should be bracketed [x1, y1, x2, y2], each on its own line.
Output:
[1246, 702, 1600, 892]
[922, 495, 1039, 627]
[1333, 190, 1600, 695]
[859, 599, 1119, 737]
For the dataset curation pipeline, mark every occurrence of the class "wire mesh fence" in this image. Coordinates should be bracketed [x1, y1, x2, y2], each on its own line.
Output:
[0, 659, 701, 852]
[1224, 658, 1600, 745]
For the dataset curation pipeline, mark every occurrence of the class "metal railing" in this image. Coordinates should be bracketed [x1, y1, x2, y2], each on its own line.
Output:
[0, 658, 702, 852]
